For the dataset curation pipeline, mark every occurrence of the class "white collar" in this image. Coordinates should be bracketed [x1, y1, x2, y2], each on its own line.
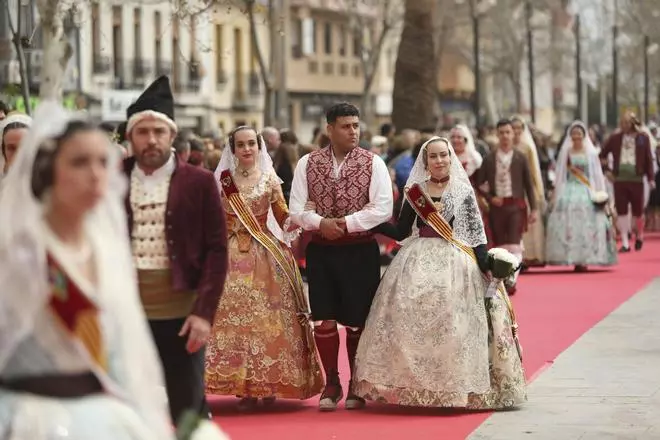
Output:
[133, 154, 176, 181]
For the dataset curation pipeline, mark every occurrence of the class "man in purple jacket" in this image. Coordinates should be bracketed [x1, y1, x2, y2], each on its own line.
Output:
[122, 76, 228, 423]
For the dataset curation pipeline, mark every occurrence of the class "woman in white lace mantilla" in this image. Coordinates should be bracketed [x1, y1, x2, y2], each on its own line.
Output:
[545, 121, 617, 269]
[353, 137, 526, 409]
[511, 116, 546, 266]
[0, 102, 173, 439]
[205, 126, 323, 410]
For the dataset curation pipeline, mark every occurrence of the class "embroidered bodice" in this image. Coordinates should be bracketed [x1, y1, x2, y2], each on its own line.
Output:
[222, 172, 289, 251]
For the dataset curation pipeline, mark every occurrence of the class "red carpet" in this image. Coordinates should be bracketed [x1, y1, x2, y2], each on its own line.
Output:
[210, 234, 660, 440]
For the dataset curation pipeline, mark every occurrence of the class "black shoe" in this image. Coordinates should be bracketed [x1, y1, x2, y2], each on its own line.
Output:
[619, 246, 631, 253]
[635, 239, 643, 251]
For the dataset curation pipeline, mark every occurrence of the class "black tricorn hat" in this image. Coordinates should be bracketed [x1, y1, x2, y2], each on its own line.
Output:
[125, 76, 176, 134]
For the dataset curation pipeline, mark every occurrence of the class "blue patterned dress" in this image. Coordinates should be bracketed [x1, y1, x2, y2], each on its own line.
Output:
[545, 154, 617, 266]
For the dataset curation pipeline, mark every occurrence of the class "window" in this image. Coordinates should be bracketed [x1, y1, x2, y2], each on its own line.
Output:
[339, 25, 346, 56]
[215, 24, 224, 78]
[154, 11, 162, 70]
[91, 4, 100, 60]
[353, 31, 361, 58]
[234, 28, 244, 97]
[301, 18, 316, 55]
[112, 6, 123, 79]
[323, 22, 332, 55]
[172, 18, 180, 89]
[133, 9, 141, 60]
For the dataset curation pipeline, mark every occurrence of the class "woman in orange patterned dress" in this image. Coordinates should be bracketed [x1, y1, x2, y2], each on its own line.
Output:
[205, 126, 324, 411]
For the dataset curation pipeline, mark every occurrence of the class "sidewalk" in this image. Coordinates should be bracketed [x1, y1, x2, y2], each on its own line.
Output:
[469, 278, 660, 440]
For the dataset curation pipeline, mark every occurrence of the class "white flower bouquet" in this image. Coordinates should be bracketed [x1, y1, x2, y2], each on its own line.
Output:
[177, 411, 231, 440]
[485, 247, 520, 298]
[590, 190, 609, 209]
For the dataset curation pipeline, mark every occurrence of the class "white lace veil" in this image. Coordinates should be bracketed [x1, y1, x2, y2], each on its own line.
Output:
[214, 130, 293, 244]
[512, 116, 545, 195]
[0, 102, 173, 438]
[555, 120, 607, 196]
[405, 136, 487, 247]
[453, 124, 483, 176]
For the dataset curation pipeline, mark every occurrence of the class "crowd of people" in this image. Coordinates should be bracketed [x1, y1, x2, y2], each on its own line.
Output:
[0, 75, 656, 439]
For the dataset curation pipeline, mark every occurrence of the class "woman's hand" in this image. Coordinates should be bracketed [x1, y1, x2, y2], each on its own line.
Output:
[285, 220, 300, 232]
[304, 201, 316, 211]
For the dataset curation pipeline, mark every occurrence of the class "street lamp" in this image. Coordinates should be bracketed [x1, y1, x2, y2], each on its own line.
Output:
[575, 14, 581, 121]
[644, 36, 659, 122]
[612, 0, 618, 122]
[525, 0, 535, 123]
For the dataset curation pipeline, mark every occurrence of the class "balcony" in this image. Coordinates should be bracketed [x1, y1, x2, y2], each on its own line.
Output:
[175, 78, 201, 93]
[248, 72, 261, 96]
[132, 58, 152, 79]
[232, 75, 262, 111]
[112, 58, 127, 88]
[216, 69, 228, 86]
[93, 54, 112, 74]
[155, 60, 172, 77]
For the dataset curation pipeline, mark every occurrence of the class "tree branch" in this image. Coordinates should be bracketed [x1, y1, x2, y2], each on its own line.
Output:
[245, 0, 273, 89]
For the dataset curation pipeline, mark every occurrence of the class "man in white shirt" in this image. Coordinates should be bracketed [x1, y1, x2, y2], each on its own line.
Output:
[289, 102, 393, 411]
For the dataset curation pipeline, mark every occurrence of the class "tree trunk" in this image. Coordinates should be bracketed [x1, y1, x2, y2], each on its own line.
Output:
[37, 0, 73, 101]
[246, 0, 275, 126]
[391, 0, 438, 131]
[4, 0, 32, 114]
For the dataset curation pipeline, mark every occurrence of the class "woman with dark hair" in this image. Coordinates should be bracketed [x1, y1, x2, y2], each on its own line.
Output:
[206, 126, 323, 410]
[0, 112, 32, 176]
[0, 102, 174, 439]
[273, 129, 300, 203]
[546, 121, 617, 270]
[354, 137, 525, 409]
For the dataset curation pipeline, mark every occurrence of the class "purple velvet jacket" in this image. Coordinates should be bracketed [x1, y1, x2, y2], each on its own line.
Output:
[123, 157, 228, 324]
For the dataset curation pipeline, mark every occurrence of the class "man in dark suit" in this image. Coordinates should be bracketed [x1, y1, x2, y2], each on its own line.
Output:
[122, 76, 228, 423]
[475, 119, 537, 294]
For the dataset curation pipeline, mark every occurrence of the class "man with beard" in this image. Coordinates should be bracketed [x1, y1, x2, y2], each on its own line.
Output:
[600, 112, 655, 252]
[122, 76, 228, 423]
[289, 102, 393, 411]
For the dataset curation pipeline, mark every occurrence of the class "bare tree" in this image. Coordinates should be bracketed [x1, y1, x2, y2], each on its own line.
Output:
[244, 0, 277, 126]
[344, 0, 403, 124]
[4, 0, 33, 114]
[448, 0, 557, 113]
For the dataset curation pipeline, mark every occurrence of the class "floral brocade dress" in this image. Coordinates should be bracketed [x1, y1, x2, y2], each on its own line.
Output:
[205, 172, 324, 399]
[545, 154, 617, 266]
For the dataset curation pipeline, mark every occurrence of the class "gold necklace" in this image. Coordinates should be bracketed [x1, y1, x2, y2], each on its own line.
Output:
[237, 166, 255, 177]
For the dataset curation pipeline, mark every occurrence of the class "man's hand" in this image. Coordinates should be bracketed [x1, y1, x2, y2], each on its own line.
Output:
[649, 179, 656, 190]
[491, 197, 504, 207]
[319, 218, 345, 240]
[304, 201, 316, 211]
[178, 315, 211, 354]
[336, 218, 348, 233]
[528, 210, 538, 224]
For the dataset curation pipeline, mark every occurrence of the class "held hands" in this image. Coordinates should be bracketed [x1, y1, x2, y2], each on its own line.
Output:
[320, 218, 347, 240]
[179, 315, 211, 354]
[303, 200, 347, 240]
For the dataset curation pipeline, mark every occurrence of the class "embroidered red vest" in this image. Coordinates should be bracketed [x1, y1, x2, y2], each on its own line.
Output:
[306, 146, 372, 220]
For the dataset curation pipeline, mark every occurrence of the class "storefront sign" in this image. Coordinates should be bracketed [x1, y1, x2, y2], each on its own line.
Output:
[102, 90, 142, 121]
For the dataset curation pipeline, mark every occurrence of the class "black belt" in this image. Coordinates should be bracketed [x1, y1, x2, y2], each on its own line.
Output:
[0, 373, 103, 398]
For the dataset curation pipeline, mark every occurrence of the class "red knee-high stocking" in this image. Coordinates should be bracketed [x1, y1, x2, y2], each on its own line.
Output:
[345, 328, 362, 380]
[314, 325, 340, 379]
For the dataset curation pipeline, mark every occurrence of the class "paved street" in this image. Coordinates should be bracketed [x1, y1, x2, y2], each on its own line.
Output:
[469, 278, 660, 440]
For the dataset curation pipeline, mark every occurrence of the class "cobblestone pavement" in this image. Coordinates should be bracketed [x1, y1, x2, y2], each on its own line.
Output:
[469, 278, 660, 440]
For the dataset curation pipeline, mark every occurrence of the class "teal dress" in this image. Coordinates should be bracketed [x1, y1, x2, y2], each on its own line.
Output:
[545, 154, 617, 266]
